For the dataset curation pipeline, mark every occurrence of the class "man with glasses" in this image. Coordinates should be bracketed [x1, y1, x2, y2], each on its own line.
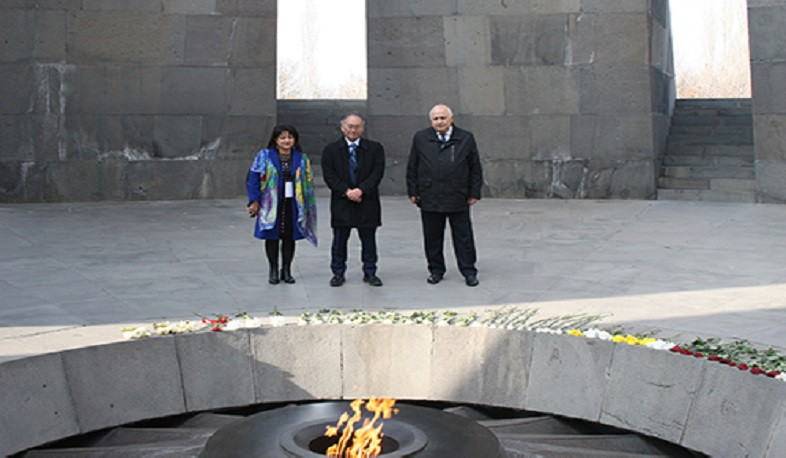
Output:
[322, 112, 386, 287]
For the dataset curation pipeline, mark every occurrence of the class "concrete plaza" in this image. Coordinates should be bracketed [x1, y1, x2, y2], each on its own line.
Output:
[1, 197, 785, 361]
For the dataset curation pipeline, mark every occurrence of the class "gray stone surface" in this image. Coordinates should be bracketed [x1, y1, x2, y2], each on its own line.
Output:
[601, 344, 704, 443]
[431, 327, 531, 407]
[766, 407, 786, 457]
[756, 160, 786, 203]
[0, 353, 79, 457]
[751, 63, 786, 115]
[367, 0, 457, 18]
[444, 15, 490, 66]
[249, 326, 341, 402]
[341, 324, 432, 399]
[368, 67, 460, 116]
[61, 337, 186, 432]
[0, 0, 276, 203]
[368, 17, 445, 68]
[504, 66, 580, 116]
[177, 330, 256, 412]
[682, 363, 786, 457]
[526, 333, 614, 421]
[366, 2, 671, 200]
[749, 2, 786, 202]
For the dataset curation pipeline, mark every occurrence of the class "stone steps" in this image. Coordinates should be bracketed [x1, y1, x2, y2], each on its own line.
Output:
[658, 98, 755, 202]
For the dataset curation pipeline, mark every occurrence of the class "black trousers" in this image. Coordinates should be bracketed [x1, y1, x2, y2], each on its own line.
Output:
[420, 209, 477, 278]
[330, 226, 378, 276]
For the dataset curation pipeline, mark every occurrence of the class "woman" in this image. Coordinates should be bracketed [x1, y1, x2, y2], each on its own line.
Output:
[247, 125, 317, 284]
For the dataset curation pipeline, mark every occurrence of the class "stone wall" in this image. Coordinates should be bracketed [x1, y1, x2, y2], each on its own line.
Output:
[749, 0, 786, 203]
[0, 0, 276, 203]
[366, 0, 675, 199]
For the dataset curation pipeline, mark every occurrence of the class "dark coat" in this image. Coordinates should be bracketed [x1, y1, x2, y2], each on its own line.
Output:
[322, 137, 385, 228]
[406, 125, 483, 213]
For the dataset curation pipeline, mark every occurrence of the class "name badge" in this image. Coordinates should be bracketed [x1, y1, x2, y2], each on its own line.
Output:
[285, 181, 294, 198]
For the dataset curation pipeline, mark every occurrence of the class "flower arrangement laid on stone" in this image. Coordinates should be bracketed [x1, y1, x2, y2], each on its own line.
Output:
[119, 306, 786, 383]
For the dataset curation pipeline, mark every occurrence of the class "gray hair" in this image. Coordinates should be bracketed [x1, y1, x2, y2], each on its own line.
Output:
[340, 111, 365, 126]
[428, 104, 453, 120]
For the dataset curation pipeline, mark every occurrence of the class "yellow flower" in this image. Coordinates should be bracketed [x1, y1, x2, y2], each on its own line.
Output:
[567, 329, 584, 337]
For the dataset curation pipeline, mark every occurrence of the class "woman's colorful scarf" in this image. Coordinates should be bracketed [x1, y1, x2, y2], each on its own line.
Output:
[250, 149, 318, 246]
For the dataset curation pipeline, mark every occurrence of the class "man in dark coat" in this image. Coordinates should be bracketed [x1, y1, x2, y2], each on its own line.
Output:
[322, 112, 385, 287]
[406, 104, 483, 287]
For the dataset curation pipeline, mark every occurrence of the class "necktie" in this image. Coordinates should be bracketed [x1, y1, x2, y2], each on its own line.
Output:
[438, 134, 446, 142]
[348, 143, 357, 184]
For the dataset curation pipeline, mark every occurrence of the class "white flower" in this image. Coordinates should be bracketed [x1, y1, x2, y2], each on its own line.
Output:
[270, 316, 286, 327]
[645, 340, 677, 351]
[122, 327, 151, 339]
[584, 328, 613, 341]
[534, 328, 562, 335]
[297, 319, 309, 326]
[776, 373, 786, 382]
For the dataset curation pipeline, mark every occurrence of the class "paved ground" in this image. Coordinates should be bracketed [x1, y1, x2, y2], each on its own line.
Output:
[2, 197, 785, 361]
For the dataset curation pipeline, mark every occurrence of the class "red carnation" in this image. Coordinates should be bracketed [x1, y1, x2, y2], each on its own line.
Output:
[738, 363, 748, 370]
[750, 367, 764, 375]
[211, 326, 222, 332]
[708, 355, 721, 361]
[767, 371, 781, 378]
[693, 352, 704, 358]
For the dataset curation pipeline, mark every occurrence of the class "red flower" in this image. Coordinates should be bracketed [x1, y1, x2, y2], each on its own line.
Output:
[729, 362, 737, 367]
[719, 358, 732, 365]
[211, 326, 222, 332]
[738, 363, 748, 371]
[750, 367, 764, 375]
[708, 355, 721, 361]
[767, 371, 781, 378]
[693, 352, 704, 358]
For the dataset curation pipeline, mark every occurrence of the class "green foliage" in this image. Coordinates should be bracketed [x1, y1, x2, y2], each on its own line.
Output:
[685, 337, 786, 372]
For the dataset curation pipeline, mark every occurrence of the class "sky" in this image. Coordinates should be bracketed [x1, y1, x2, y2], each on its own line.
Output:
[278, 0, 750, 99]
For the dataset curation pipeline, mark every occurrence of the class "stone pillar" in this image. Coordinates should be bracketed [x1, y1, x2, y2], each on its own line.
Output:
[748, 0, 786, 203]
[366, 0, 674, 199]
[0, 0, 276, 202]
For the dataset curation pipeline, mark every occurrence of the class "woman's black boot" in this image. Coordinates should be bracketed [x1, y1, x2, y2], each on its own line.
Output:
[281, 239, 296, 284]
[280, 266, 295, 284]
[269, 264, 280, 284]
[265, 240, 280, 285]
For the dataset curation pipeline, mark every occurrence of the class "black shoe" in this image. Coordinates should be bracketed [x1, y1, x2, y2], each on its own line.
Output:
[329, 274, 345, 287]
[426, 273, 443, 284]
[269, 267, 280, 285]
[363, 274, 383, 287]
[465, 275, 479, 287]
[281, 268, 295, 284]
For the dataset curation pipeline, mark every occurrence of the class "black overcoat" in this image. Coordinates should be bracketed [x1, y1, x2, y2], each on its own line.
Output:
[406, 125, 483, 213]
[321, 137, 385, 228]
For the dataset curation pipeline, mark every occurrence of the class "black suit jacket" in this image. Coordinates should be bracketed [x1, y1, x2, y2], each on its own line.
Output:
[406, 126, 483, 213]
[321, 137, 385, 228]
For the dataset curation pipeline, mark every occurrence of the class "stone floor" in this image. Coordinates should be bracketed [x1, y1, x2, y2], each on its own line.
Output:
[2, 196, 785, 361]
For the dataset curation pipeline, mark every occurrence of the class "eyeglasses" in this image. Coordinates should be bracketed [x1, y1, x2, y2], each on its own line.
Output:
[344, 124, 363, 130]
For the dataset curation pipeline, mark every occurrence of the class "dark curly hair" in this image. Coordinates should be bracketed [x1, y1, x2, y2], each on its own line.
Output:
[266, 124, 302, 152]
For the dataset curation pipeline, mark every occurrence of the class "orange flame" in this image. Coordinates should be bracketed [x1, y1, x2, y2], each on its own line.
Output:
[324, 398, 398, 458]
